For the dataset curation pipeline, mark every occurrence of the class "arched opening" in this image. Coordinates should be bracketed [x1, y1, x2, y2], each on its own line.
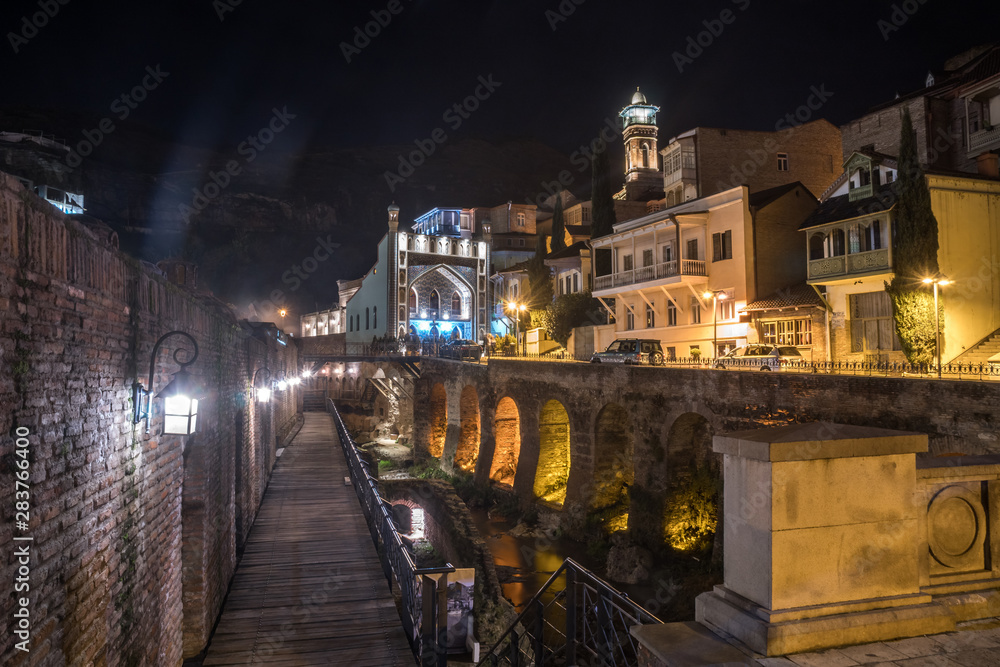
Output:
[454, 386, 480, 473]
[642, 142, 650, 168]
[809, 233, 825, 261]
[490, 397, 520, 487]
[430, 290, 440, 311]
[535, 400, 570, 507]
[451, 326, 461, 340]
[429, 383, 447, 459]
[451, 291, 461, 315]
[663, 413, 718, 553]
[592, 403, 633, 533]
[366, 307, 370, 330]
[373, 306, 377, 329]
[409, 288, 417, 310]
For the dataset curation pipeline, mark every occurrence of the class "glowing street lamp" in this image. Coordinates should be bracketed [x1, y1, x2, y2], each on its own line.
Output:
[253, 367, 272, 403]
[922, 276, 951, 378]
[702, 290, 727, 360]
[131, 331, 201, 436]
[506, 302, 528, 356]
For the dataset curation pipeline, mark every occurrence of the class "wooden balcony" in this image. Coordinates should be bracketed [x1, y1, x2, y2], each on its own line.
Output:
[969, 126, 1000, 153]
[808, 248, 890, 280]
[594, 259, 707, 292]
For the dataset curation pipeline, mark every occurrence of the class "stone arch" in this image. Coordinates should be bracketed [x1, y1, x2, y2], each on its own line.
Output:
[490, 397, 520, 487]
[535, 399, 571, 507]
[429, 383, 447, 458]
[454, 385, 480, 473]
[591, 403, 634, 529]
[662, 411, 719, 552]
[665, 411, 717, 484]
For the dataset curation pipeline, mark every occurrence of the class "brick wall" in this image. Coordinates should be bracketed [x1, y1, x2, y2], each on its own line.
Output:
[0, 173, 299, 665]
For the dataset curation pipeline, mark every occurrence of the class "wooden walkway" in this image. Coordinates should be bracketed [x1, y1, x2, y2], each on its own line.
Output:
[203, 413, 413, 666]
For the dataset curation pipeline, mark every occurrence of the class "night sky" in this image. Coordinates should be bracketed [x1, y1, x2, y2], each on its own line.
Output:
[3, 0, 997, 156]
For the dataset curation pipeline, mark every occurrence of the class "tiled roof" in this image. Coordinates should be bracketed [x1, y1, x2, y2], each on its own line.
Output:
[799, 189, 895, 229]
[743, 283, 825, 312]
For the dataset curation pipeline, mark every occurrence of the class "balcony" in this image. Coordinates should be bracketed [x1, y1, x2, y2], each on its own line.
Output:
[848, 183, 873, 202]
[808, 248, 890, 280]
[594, 259, 706, 292]
[969, 126, 1000, 153]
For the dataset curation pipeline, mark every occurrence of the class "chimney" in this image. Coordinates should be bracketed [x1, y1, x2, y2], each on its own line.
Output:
[977, 152, 999, 178]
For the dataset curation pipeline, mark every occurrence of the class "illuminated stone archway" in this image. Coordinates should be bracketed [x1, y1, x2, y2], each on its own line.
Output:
[428, 383, 447, 458]
[454, 385, 480, 473]
[489, 397, 520, 487]
[535, 400, 571, 507]
[591, 403, 633, 533]
[662, 412, 718, 552]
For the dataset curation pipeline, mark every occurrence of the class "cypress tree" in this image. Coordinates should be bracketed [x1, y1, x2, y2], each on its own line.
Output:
[526, 232, 554, 310]
[551, 189, 567, 252]
[591, 147, 616, 239]
[885, 108, 942, 366]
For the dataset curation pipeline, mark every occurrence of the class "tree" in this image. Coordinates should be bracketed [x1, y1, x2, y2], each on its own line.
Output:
[591, 147, 616, 239]
[551, 189, 567, 252]
[526, 233, 554, 310]
[885, 108, 942, 366]
[539, 291, 601, 347]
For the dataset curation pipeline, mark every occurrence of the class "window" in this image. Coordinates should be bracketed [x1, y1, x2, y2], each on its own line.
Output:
[777, 153, 789, 171]
[349, 315, 353, 332]
[626, 309, 635, 330]
[409, 289, 417, 310]
[646, 302, 655, 328]
[430, 291, 440, 310]
[686, 239, 698, 260]
[665, 346, 676, 360]
[662, 244, 673, 263]
[642, 249, 653, 267]
[849, 292, 901, 353]
[373, 307, 377, 328]
[366, 308, 370, 330]
[507, 239, 513, 246]
[452, 291, 461, 314]
[690, 296, 702, 324]
[712, 231, 733, 262]
[573, 273, 579, 293]
[720, 299, 735, 320]
[667, 301, 677, 326]
[517, 212, 525, 227]
[519, 239, 525, 247]
[762, 319, 812, 346]
[623, 254, 634, 271]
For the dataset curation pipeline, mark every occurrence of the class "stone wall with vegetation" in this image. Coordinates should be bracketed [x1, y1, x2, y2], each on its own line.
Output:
[0, 173, 300, 665]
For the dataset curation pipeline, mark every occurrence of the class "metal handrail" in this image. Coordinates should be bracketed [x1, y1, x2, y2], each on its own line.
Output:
[477, 557, 662, 667]
[327, 399, 455, 665]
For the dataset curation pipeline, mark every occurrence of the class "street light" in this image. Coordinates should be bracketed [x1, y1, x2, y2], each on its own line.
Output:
[702, 290, 727, 360]
[922, 276, 951, 378]
[507, 302, 527, 356]
[132, 331, 201, 435]
[253, 367, 272, 403]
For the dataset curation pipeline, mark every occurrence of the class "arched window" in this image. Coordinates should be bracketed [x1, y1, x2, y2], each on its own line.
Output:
[409, 288, 417, 310]
[349, 315, 353, 332]
[451, 291, 461, 315]
[430, 290, 440, 311]
[365, 308, 370, 330]
[809, 233, 825, 261]
[642, 142, 650, 168]
[373, 306, 377, 329]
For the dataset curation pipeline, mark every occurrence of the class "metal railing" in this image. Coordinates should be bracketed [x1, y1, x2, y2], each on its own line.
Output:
[477, 558, 662, 667]
[328, 399, 455, 666]
[695, 357, 1000, 380]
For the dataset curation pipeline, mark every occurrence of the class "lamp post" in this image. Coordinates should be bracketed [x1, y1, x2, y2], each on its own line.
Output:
[702, 291, 727, 359]
[922, 276, 951, 378]
[132, 331, 201, 435]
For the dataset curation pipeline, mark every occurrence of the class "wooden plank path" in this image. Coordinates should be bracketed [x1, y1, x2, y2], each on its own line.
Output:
[203, 413, 413, 666]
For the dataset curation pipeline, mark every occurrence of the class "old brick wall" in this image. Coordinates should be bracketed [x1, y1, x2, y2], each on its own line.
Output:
[0, 173, 299, 665]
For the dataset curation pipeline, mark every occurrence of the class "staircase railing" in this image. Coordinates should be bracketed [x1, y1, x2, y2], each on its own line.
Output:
[477, 557, 662, 667]
[328, 398, 455, 666]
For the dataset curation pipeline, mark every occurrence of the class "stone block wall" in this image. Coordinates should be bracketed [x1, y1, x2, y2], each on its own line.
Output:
[0, 173, 299, 665]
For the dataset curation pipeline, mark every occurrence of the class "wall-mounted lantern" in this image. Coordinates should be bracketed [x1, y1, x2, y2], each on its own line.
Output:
[253, 367, 272, 403]
[132, 331, 201, 435]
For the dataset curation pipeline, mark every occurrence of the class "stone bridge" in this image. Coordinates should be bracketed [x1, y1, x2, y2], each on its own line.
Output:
[411, 358, 1000, 535]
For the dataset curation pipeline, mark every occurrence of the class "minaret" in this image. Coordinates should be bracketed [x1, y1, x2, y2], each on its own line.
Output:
[619, 87, 663, 201]
[387, 202, 400, 337]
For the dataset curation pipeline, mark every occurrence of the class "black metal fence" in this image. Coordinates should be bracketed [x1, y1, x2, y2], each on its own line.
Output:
[327, 398, 455, 666]
[477, 558, 662, 667]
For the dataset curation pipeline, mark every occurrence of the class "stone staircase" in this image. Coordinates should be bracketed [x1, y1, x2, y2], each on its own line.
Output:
[949, 327, 1000, 366]
[302, 390, 326, 411]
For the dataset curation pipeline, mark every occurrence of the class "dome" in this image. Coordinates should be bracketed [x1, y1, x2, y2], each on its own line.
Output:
[388, 202, 400, 212]
[631, 87, 647, 105]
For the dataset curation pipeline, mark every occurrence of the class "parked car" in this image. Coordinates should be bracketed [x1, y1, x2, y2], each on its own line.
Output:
[590, 339, 665, 366]
[440, 339, 483, 361]
[714, 345, 803, 371]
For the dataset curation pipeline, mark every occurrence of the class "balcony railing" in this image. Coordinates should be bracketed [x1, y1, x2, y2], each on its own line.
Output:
[969, 126, 1000, 152]
[594, 259, 705, 291]
[809, 248, 889, 279]
[848, 183, 873, 201]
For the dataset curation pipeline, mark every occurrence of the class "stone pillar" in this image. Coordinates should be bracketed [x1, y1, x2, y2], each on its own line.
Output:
[695, 422, 955, 656]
